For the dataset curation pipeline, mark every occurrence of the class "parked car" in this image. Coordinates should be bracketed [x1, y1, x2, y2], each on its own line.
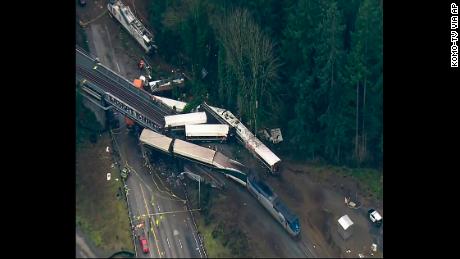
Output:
[139, 236, 149, 254]
[368, 209, 382, 227]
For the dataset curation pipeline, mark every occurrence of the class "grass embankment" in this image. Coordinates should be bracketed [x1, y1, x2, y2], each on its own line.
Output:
[76, 95, 134, 254]
[196, 216, 233, 258]
[188, 182, 249, 257]
[76, 18, 90, 52]
[310, 164, 383, 200]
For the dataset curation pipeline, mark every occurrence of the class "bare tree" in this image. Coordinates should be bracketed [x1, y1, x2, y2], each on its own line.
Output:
[214, 9, 280, 132]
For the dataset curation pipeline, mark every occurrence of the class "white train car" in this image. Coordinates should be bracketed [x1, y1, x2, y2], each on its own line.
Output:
[139, 129, 173, 154]
[185, 124, 229, 141]
[172, 138, 217, 165]
[107, 0, 157, 53]
[152, 95, 187, 113]
[203, 103, 281, 174]
[139, 129, 247, 186]
[164, 112, 207, 129]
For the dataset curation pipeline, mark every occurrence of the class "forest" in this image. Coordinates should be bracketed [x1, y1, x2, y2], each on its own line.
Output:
[148, 0, 383, 169]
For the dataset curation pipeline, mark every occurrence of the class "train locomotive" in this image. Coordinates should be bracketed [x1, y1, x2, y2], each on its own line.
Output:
[246, 174, 301, 238]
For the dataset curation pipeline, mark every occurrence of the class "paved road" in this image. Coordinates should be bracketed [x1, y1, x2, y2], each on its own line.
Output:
[84, 19, 204, 258]
[80, 13, 317, 258]
[112, 119, 203, 258]
[76, 228, 98, 258]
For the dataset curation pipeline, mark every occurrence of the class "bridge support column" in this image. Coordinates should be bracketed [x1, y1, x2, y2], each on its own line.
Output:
[82, 97, 107, 130]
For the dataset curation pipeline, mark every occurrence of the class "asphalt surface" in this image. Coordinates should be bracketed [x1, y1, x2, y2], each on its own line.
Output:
[76, 228, 98, 258]
[76, 7, 353, 257]
[111, 120, 204, 258]
[83, 19, 204, 257]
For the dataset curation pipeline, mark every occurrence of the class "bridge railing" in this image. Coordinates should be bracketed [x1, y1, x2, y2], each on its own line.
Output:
[76, 47, 173, 118]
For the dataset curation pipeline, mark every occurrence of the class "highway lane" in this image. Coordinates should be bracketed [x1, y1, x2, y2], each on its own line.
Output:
[80, 20, 203, 257]
[112, 118, 203, 258]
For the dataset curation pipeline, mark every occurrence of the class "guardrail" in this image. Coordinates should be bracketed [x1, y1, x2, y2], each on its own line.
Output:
[109, 129, 138, 257]
[183, 184, 208, 258]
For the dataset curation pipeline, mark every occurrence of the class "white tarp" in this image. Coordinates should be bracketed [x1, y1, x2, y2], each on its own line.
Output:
[338, 215, 354, 230]
[153, 95, 187, 113]
[164, 112, 207, 128]
[139, 129, 173, 153]
[173, 139, 216, 165]
[185, 124, 229, 137]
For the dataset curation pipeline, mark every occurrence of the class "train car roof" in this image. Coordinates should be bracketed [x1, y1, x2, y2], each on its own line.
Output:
[203, 102, 282, 168]
[273, 199, 298, 223]
[237, 124, 281, 167]
[173, 139, 216, 165]
[248, 175, 276, 200]
[153, 95, 187, 113]
[205, 104, 240, 127]
[186, 124, 229, 137]
[139, 129, 173, 153]
[164, 112, 207, 128]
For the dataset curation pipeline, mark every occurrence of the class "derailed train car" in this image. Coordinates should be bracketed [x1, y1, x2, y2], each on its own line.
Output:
[164, 112, 207, 130]
[247, 174, 301, 238]
[107, 0, 157, 54]
[202, 102, 282, 174]
[185, 124, 229, 142]
[139, 129, 300, 238]
[139, 129, 247, 185]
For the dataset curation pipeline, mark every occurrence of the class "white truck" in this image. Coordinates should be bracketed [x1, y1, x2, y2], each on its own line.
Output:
[368, 209, 383, 227]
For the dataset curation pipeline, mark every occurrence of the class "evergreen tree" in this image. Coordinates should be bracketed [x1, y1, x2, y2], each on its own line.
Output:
[347, 0, 383, 165]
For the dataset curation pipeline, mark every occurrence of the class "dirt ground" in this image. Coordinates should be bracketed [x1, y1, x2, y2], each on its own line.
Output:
[265, 160, 383, 258]
[200, 141, 383, 258]
[77, 0, 181, 84]
[76, 1, 383, 257]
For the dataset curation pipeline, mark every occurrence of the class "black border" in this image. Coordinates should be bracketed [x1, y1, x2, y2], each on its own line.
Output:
[6, 0, 457, 256]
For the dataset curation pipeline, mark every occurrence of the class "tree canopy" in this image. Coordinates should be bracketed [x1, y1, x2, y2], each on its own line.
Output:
[149, 0, 383, 168]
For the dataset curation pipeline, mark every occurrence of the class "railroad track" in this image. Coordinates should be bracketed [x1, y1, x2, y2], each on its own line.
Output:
[297, 238, 317, 258]
[76, 48, 174, 115]
[76, 64, 166, 127]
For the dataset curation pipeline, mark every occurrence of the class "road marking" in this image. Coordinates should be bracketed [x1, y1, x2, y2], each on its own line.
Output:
[139, 184, 161, 258]
[186, 217, 203, 258]
[116, 62, 121, 73]
[144, 209, 200, 216]
[128, 163, 184, 203]
[166, 237, 171, 248]
[178, 239, 183, 249]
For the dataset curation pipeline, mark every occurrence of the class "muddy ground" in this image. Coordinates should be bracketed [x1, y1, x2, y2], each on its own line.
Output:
[77, 0, 180, 83]
[202, 141, 383, 258]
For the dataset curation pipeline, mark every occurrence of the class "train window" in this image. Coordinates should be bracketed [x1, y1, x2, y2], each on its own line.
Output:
[288, 218, 300, 233]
